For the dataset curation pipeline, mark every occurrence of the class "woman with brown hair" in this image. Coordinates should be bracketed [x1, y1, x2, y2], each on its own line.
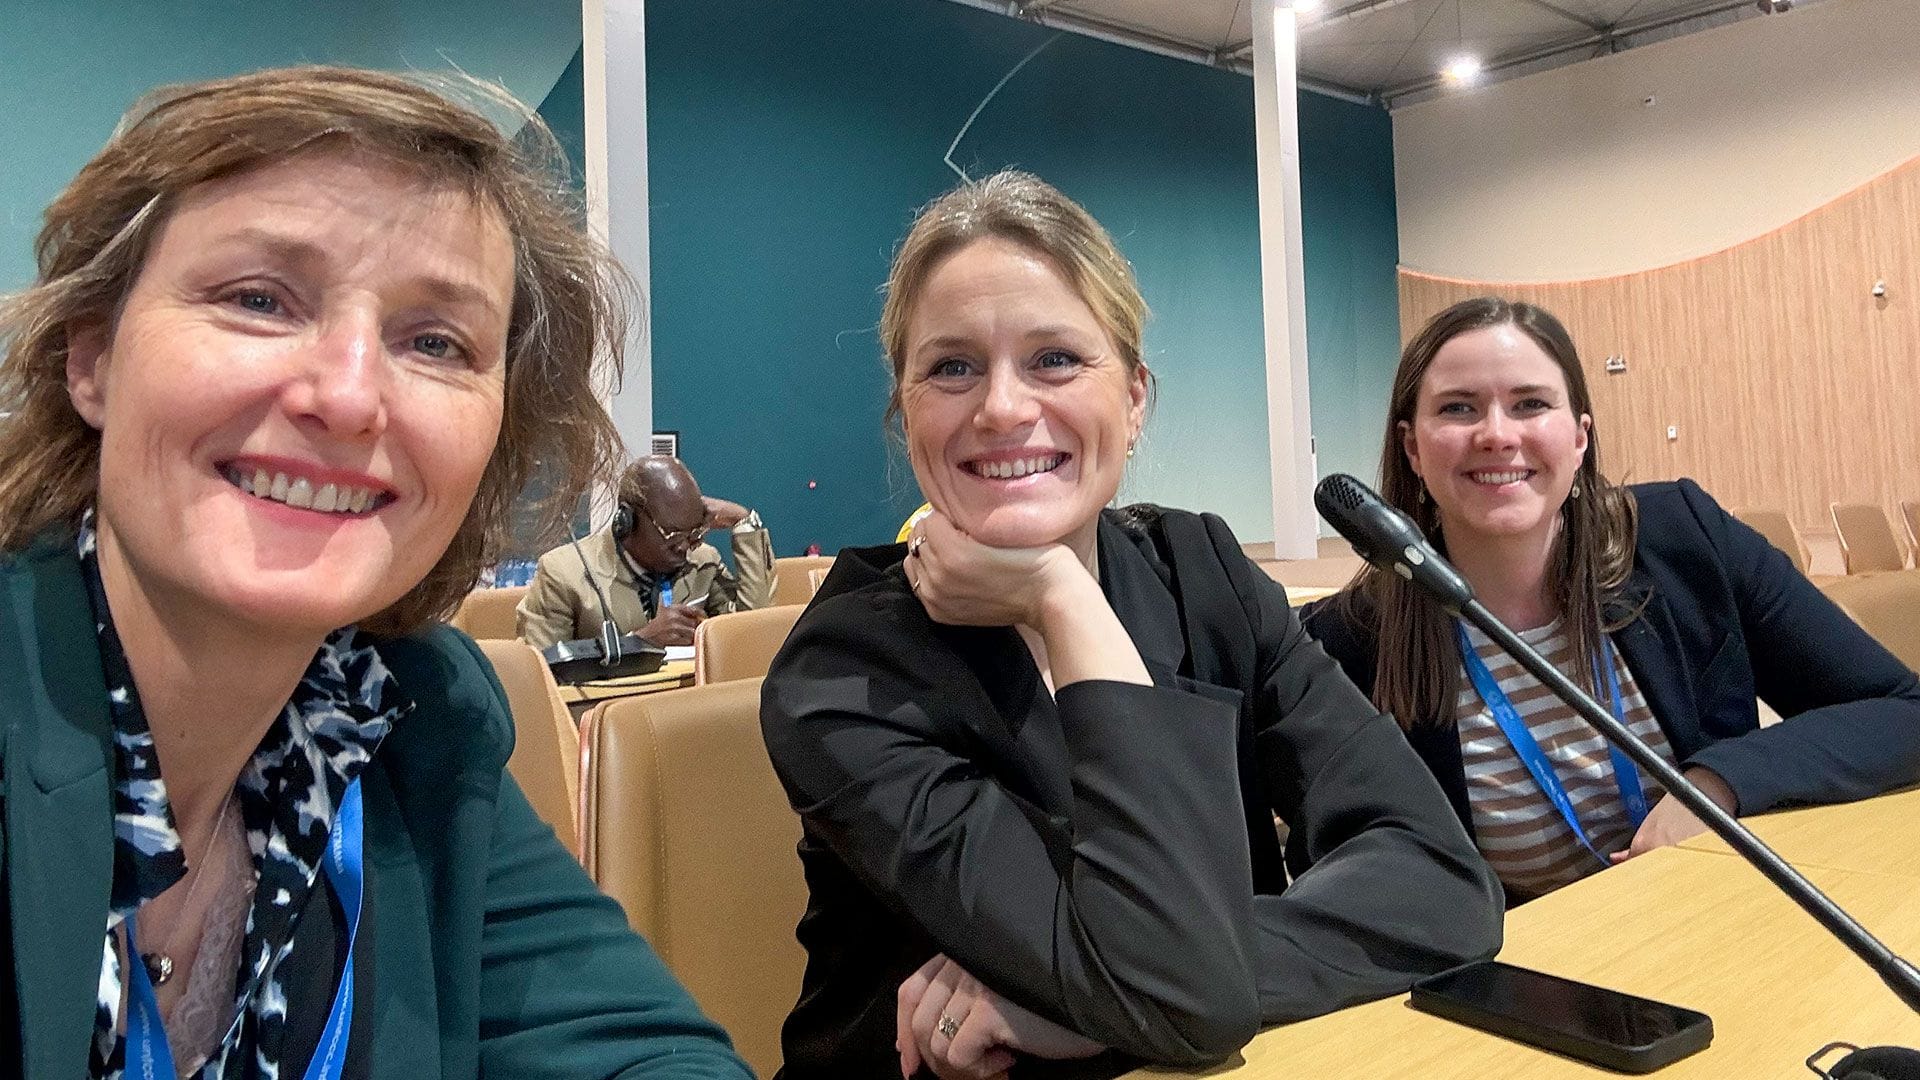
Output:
[760, 172, 1501, 1080]
[1304, 297, 1920, 904]
[0, 66, 749, 1079]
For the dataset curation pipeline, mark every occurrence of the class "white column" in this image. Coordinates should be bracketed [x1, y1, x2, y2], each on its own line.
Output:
[584, 0, 653, 452]
[1251, 0, 1317, 558]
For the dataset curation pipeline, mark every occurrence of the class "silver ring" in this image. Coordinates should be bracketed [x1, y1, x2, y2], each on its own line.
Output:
[937, 1013, 960, 1039]
[908, 534, 926, 558]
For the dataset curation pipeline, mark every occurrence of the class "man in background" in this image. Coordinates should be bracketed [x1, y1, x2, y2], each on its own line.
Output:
[518, 456, 775, 647]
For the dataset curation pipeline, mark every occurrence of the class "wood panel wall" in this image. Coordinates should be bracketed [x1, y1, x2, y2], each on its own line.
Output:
[1398, 156, 1920, 540]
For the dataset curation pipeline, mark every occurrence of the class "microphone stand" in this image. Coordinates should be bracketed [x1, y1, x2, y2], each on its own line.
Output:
[1312, 471, 1920, 1078]
[1454, 596, 1920, 1016]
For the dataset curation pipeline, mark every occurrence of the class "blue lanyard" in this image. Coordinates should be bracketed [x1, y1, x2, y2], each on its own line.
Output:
[1455, 623, 1649, 861]
[125, 779, 365, 1080]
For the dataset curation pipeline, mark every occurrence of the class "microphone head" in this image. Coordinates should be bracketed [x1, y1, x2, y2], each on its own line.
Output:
[1313, 473, 1476, 611]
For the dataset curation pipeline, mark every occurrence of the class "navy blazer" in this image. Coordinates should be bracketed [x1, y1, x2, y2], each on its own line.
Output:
[1303, 479, 1920, 838]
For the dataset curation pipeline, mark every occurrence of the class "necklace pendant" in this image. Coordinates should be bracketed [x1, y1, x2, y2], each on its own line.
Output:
[143, 951, 175, 986]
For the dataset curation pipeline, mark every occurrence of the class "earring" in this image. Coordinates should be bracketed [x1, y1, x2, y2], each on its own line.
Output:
[1571, 481, 1583, 500]
[1126, 440, 1136, 459]
[1417, 482, 1428, 506]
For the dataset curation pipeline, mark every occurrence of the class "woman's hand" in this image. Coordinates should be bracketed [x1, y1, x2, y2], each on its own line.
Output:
[903, 511, 1085, 631]
[1610, 766, 1738, 863]
[897, 955, 1105, 1079]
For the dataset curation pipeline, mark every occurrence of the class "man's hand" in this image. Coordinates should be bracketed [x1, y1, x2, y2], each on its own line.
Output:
[702, 496, 751, 530]
[637, 603, 705, 646]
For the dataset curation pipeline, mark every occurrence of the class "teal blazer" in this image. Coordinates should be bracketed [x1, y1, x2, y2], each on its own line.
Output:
[0, 533, 753, 1079]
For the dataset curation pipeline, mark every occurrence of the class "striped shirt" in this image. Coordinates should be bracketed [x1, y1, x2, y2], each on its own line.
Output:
[1455, 619, 1676, 902]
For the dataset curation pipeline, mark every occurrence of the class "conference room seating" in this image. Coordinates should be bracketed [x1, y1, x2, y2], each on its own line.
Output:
[1819, 570, 1920, 671]
[476, 638, 582, 859]
[692, 604, 804, 685]
[451, 584, 528, 640]
[575, 678, 807, 1077]
[771, 554, 836, 607]
[1730, 507, 1809, 574]
[1829, 503, 1908, 574]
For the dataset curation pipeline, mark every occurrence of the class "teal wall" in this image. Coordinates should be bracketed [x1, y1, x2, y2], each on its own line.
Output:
[0, 0, 583, 291]
[645, 0, 1400, 552]
[0, 1, 1401, 554]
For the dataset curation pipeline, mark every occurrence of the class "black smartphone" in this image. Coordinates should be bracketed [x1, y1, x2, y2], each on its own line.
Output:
[1410, 960, 1713, 1073]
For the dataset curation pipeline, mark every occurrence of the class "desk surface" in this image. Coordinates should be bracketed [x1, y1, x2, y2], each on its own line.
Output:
[1677, 786, 1920, 880]
[1123, 807, 1920, 1078]
[555, 660, 695, 704]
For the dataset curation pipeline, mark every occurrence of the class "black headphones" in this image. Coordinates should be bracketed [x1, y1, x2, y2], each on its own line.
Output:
[611, 502, 636, 540]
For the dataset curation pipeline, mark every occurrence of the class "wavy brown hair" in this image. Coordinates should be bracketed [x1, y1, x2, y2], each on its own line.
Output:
[1338, 297, 1640, 730]
[0, 65, 630, 634]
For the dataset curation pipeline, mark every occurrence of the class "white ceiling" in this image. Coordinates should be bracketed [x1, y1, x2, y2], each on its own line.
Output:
[950, 0, 1804, 106]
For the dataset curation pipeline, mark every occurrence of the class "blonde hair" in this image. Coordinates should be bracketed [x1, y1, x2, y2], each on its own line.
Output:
[878, 170, 1151, 426]
[0, 65, 631, 634]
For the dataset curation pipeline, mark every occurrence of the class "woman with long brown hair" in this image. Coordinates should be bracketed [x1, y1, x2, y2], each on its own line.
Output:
[1304, 297, 1920, 904]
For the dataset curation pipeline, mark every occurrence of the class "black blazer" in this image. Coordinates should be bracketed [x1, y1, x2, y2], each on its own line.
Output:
[1303, 478, 1920, 841]
[760, 507, 1502, 1080]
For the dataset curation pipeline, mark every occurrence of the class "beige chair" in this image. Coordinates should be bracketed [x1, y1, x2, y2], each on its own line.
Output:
[1820, 569, 1920, 670]
[576, 678, 806, 1077]
[452, 584, 528, 640]
[476, 638, 581, 859]
[1902, 501, 1920, 559]
[1731, 508, 1808, 574]
[1830, 503, 1908, 574]
[693, 605, 804, 685]
[771, 555, 836, 607]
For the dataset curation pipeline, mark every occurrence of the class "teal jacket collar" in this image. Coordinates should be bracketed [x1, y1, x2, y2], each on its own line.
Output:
[1, 531, 117, 1077]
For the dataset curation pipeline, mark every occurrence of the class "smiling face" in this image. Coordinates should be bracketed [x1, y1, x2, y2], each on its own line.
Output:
[65, 149, 514, 641]
[898, 237, 1146, 554]
[1402, 324, 1591, 552]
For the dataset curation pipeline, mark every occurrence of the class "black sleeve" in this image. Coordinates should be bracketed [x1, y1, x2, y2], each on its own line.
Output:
[1672, 480, 1920, 813]
[761, 593, 1261, 1066]
[1209, 519, 1503, 1023]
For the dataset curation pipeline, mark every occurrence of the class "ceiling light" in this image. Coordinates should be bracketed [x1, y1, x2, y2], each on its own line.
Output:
[1293, 0, 1324, 12]
[1442, 56, 1483, 82]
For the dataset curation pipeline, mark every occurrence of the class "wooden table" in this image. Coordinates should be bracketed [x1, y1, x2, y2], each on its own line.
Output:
[1124, 799, 1920, 1078]
[1283, 585, 1338, 607]
[556, 659, 696, 708]
[1676, 786, 1920, 880]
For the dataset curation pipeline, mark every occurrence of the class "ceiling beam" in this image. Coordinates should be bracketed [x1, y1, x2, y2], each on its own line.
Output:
[1512, 0, 1609, 32]
[1221, 0, 1431, 59]
[1380, 0, 1757, 105]
[942, 0, 1383, 103]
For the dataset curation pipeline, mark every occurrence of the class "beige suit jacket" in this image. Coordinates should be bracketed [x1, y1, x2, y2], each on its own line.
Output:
[515, 522, 775, 648]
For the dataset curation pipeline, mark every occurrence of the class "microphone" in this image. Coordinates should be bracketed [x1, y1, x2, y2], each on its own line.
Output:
[1313, 473, 1920, 1079]
[538, 529, 666, 683]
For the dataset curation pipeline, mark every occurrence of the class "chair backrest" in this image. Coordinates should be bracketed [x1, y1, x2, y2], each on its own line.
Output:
[452, 585, 529, 640]
[693, 605, 804, 685]
[1829, 503, 1907, 574]
[771, 555, 836, 607]
[577, 678, 806, 1077]
[1820, 570, 1920, 671]
[476, 638, 581, 859]
[1902, 501, 1920, 560]
[1731, 508, 1808, 573]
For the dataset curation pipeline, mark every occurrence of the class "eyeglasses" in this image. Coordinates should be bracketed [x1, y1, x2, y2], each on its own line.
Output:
[634, 494, 707, 549]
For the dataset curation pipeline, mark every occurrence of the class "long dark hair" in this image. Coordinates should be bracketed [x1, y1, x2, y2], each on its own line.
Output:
[1337, 297, 1640, 730]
